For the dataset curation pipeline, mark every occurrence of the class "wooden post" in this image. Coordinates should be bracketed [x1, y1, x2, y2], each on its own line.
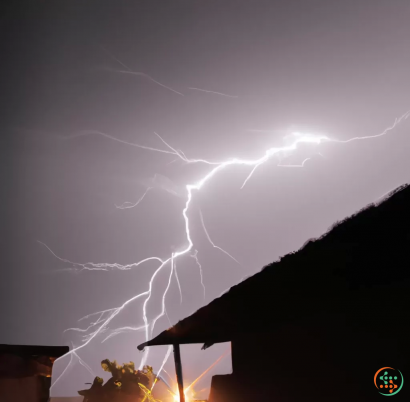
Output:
[173, 344, 185, 402]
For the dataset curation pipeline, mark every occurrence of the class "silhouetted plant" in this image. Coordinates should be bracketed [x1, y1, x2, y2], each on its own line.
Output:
[78, 359, 159, 402]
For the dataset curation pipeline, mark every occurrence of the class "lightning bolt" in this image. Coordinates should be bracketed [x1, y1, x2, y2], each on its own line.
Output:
[190, 250, 206, 300]
[114, 69, 185, 96]
[173, 259, 183, 305]
[51, 342, 95, 390]
[116, 187, 152, 210]
[199, 209, 240, 265]
[188, 87, 238, 98]
[151, 345, 173, 392]
[46, 110, 409, 392]
[101, 45, 184, 97]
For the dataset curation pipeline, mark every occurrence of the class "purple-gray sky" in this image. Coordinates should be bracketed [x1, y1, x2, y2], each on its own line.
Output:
[1, 0, 410, 399]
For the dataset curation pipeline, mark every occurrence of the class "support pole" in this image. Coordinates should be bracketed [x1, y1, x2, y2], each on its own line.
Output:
[173, 344, 185, 402]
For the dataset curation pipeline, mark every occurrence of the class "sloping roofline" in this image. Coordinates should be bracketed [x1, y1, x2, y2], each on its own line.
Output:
[138, 183, 410, 351]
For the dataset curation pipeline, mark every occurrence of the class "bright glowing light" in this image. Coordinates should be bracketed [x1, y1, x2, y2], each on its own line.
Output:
[165, 350, 230, 401]
[47, 110, 409, 390]
[185, 349, 230, 393]
[172, 389, 196, 402]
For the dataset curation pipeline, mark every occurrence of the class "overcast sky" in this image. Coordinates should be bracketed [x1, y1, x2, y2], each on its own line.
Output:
[1, 0, 410, 399]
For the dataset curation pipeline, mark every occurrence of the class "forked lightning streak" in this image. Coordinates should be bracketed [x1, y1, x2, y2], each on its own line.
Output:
[47, 110, 409, 393]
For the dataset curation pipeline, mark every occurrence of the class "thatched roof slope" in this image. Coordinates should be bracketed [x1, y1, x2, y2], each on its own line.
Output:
[138, 184, 410, 350]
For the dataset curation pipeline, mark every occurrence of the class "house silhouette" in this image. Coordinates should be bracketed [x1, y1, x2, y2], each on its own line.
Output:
[138, 184, 410, 401]
[0, 344, 69, 402]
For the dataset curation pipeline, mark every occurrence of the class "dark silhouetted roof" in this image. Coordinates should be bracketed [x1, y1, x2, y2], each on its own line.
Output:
[0, 344, 69, 378]
[138, 184, 410, 350]
[0, 344, 69, 357]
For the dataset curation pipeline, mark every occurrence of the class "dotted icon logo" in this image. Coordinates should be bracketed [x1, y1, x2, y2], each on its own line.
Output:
[374, 367, 403, 396]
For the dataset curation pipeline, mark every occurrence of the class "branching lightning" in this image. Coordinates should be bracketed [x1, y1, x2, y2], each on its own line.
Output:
[188, 87, 238, 98]
[116, 187, 153, 210]
[114, 70, 185, 96]
[101, 325, 147, 343]
[152, 345, 173, 392]
[101, 45, 184, 96]
[199, 209, 240, 265]
[173, 259, 183, 305]
[46, 109, 409, 398]
[190, 250, 206, 300]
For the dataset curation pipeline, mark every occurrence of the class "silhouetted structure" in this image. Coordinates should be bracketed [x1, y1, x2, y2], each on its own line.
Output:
[138, 184, 410, 401]
[0, 344, 69, 402]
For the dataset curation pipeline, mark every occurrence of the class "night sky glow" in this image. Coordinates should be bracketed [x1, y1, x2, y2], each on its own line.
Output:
[2, 1, 410, 400]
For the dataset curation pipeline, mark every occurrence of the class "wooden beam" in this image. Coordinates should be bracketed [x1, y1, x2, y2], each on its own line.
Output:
[173, 344, 185, 402]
